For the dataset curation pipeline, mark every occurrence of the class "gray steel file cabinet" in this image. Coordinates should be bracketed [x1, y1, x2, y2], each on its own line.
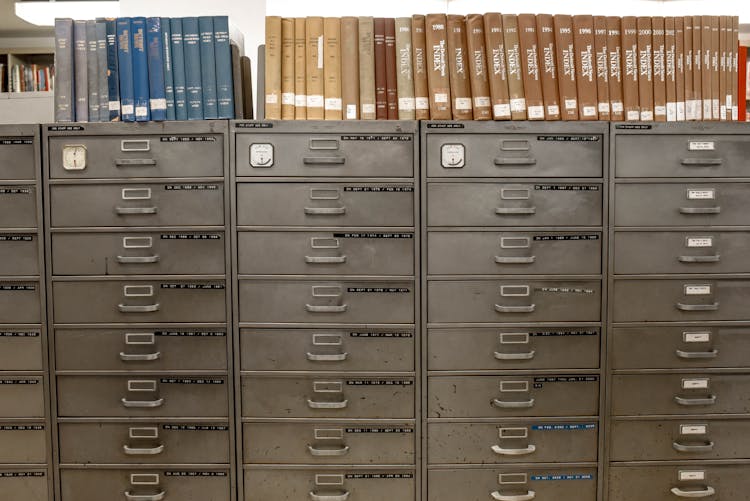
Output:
[607, 122, 750, 500]
[231, 121, 420, 501]
[422, 122, 608, 501]
[42, 122, 234, 501]
[0, 125, 51, 501]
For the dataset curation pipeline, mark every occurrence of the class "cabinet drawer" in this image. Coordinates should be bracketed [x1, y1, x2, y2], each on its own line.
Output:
[56, 375, 229, 418]
[613, 279, 750, 322]
[428, 420, 598, 464]
[0, 423, 47, 463]
[239, 280, 414, 324]
[240, 328, 414, 372]
[0, 185, 37, 228]
[58, 421, 230, 464]
[428, 327, 600, 371]
[51, 231, 226, 276]
[55, 329, 228, 371]
[611, 374, 750, 416]
[428, 280, 601, 323]
[243, 421, 415, 464]
[609, 464, 748, 501]
[49, 183, 225, 228]
[0, 469, 48, 501]
[237, 183, 414, 227]
[0, 136, 35, 180]
[0, 281, 40, 324]
[0, 376, 45, 418]
[0, 331, 43, 371]
[241, 376, 415, 419]
[48, 134, 224, 179]
[428, 467, 598, 501]
[427, 183, 603, 227]
[52, 280, 226, 324]
[0, 233, 39, 275]
[611, 326, 750, 370]
[428, 231, 602, 275]
[429, 375, 599, 418]
[238, 231, 414, 276]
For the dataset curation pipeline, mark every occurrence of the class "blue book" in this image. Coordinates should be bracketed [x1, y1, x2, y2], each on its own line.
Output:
[170, 18, 188, 120]
[104, 18, 121, 121]
[161, 17, 176, 120]
[182, 17, 203, 120]
[198, 16, 218, 119]
[116, 17, 135, 122]
[146, 17, 167, 121]
[131, 16, 150, 121]
[213, 16, 234, 119]
[95, 20, 109, 122]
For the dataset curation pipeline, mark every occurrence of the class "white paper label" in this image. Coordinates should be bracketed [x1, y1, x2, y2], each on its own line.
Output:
[317, 35, 324, 69]
[655, 105, 667, 116]
[726, 95, 732, 111]
[682, 378, 709, 389]
[598, 102, 610, 113]
[626, 110, 640, 120]
[720, 105, 727, 119]
[687, 237, 713, 248]
[135, 106, 149, 117]
[688, 141, 715, 151]
[295, 95, 307, 107]
[121, 104, 134, 115]
[677, 102, 685, 121]
[732, 106, 739, 121]
[685, 285, 712, 296]
[265, 93, 278, 104]
[416, 97, 429, 110]
[687, 189, 715, 200]
[474, 96, 491, 108]
[455, 97, 472, 110]
[640, 110, 654, 121]
[435, 93, 448, 103]
[398, 97, 416, 111]
[583, 105, 597, 117]
[547, 105, 560, 116]
[150, 98, 167, 110]
[684, 332, 711, 343]
[109, 100, 121, 111]
[712, 99, 720, 118]
[324, 98, 342, 111]
[527, 105, 544, 119]
[667, 102, 677, 121]
[612, 102, 624, 113]
[494, 103, 511, 118]
[703, 100, 712, 118]
[346, 104, 357, 119]
[680, 424, 707, 435]
[679, 471, 706, 482]
[307, 95, 324, 108]
[282, 93, 295, 105]
[565, 98, 577, 110]
[510, 98, 526, 112]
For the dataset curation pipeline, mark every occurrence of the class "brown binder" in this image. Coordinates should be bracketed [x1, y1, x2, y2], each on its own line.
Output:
[281, 18, 295, 120]
[465, 14, 492, 120]
[395, 17, 416, 120]
[554, 15, 578, 120]
[606, 16, 624, 120]
[447, 15, 473, 119]
[341, 17, 360, 120]
[425, 13, 451, 119]
[537, 14, 560, 120]
[621, 16, 640, 120]
[264, 16, 282, 119]
[593, 16, 610, 120]
[305, 16, 324, 120]
[323, 17, 342, 120]
[573, 15, 598, 120]
[652, 17, 666, 121]
[293, 18, 306, 119]
[719, 16, 727, 120]
[241, 55, 254, 119]
[484, 13, 511, 120]
[412, 15, 430, 119]
[385, 18, 398, 119]
[358, 17, 376, 120]
[711, 16, 720, 120]
[503, 14, 526, 119]
[517, 14, 544, 120]
[675, 17, 685, 121]
[374, 18, 387, 119]
[701, 16, 712, 119]
[637, 16, 653, 121]
[665, 17, 676, 121]
[684, 17, 694, 120]
[693, 16, 703, 119]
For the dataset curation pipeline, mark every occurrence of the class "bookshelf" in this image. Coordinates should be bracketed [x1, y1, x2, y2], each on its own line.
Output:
[0, 47, 54, 123]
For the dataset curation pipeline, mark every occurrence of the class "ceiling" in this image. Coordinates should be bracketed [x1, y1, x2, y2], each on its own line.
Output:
[0, 0, 54, 36]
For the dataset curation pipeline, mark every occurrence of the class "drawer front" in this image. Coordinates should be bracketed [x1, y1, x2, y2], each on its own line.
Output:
[428, 231, 602, 275]
[241, 376, 415, 419]
[428, 421, 598, 464]
[0, 185, 37, 228]
[0, 137, 35, 180]
[54, 329, 228, 371]
[0, 282, 40, 324]
[613, 279, 750, 322]
[244, 468, 415, 501]
[609, 464, 748, 501]
[428, 280, 602, 323]
[428, 327, 600, 371]
[429, 375, 600, 418]
[243, 422, 415, 464]
[240, 328, 415, 372]
[615, 134, 750, 178]
[428, 467, 598, 501]
[427, 183, 603, 227]
[611, 418, 750, 461]
[235, 132, 414, 177]
[58, 421, 230, 464]
[56, 375, 229, 418]
[0, 377, 45, 418]
[237, 183, 415, 227]
[614, 231, 750, 274]
[0, 234, 39, 275]
[51, 231, 226, 276]
[0, 469, 48, 501]
[0, 424, 47, 463]
[238, 231, 415, 276]
[0, 331, 43, 371]
[60, 468, 230, 501]
[48, 134, 224, 179]
[52, 280, 226, 324]
[611, 374, 750, 416]
[49, 183, 225, 228]
[614, 183, 750, 227]
[239, 280, 414, 324]
[611, 326, 750, 370]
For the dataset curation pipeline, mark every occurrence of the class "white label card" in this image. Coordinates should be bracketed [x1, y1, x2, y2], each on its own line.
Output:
[684, 332, 711, 343]
[687, 237, 713, 248]
[689, 141, 715, 151]
[687, 189, 715, 200]
[679, 471, 706, 481]
[682, 378, 709, 389]
[680, 425, 707, 435]
[685, 285, 712, 296]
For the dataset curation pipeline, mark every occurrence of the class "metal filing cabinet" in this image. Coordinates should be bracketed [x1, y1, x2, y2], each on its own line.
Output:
[0, 125, 51, 501]
[422, 122, 607, 501]
[607, 122, 750, 500]
[232, 121, 420, 501]
[43, 122, 234, 501]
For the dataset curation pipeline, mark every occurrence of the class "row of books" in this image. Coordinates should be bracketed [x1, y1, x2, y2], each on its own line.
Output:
[54, 16, 253, 123]
[264, 14, 743, 121]
[1, 64, 54, 93]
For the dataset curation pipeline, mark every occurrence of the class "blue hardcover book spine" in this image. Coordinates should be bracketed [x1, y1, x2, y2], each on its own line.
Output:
[95, 20, 109, 122]
[182, 17, 203, 120]
[213, 16, 234, 119]
[131, 16, 150, 121]
[146, 17, 167, 121]
[105, 18, 121, 121]
[170, 18, 188, 120]
[161, 17, 175, 120]
[116, 17, 135, 122]
[198, 16, 218, 119]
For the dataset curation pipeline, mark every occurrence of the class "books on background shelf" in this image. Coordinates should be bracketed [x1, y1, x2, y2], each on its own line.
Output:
[54, 16, 253, 123]
[265, 13, 744, 121]
[0, 62, 54, 93]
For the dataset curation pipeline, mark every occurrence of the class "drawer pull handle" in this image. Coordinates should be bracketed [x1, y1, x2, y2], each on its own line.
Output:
[305, 256, 347, 264]
[678, 255, 720, 263]
[116, 158, 157, 166]
[304, 207, 346, 215]
[494, 157, 537, 166]
[493, 398, 535, 409]
[674, 395, 717, 406]
[672, 441, 715, 453]
[307, 352, 348, 362]
[491, 490, 535, 501]
[121, 397, 164, 408]
[116, 207, 158, 215]
[305, 304, 348, 313]
[117, 255, 161, 264]
[676, 302, 719, 312]
[120, 352, 162, 362]
[494, 350, 536, 361]
[125, 491, 165, 501]
[681, 158, 723, 166]
[308, 445, 350, 457]
[303, 156, 346, 165]
[679, 206, 721, 215]
[307, 399, 348, 409]
[495, 207, 536, 215]
[670, 486, 715, 498]
[495, 304, 536, 313]
[309, 491, 350, 501]
[495, 256, 536, 264]
[491, 444, 536, 456]
[676, 349, 718, 359]
[123, 444, 165, 455]
[118, 304, 161, 313]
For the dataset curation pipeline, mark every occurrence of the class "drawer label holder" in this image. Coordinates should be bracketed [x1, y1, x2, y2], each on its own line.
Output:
[344, 473, 414, 479]
[529, 474, 595, 481]
[531, 424, 597, 431]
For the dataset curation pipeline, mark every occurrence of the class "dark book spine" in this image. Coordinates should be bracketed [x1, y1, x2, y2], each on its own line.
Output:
[146, 17, 167, 121]
[199, 16, 218, 119]
[54, 18, 75, 122]
[95, 20, 109, 122]
[116, 18, 134, 121]
[384, 18, 398, 119]
[131, 17, 150, 121]
[104, 18, 120, 121]
[182, 17, 204, 120]
[170, 18, 188, 120]
[161, 17, 176, 120]
[73, 20, 88, 121]
[214, 16, 234, 119]
[86, 20, 100, 121]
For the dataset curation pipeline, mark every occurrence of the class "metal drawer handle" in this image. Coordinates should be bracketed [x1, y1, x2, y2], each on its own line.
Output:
[307, 399, 348, 409]
[675, 395, 717, 406]
[679, 207, 721, 214]
[116, 158, 157, 166]
[304, 207, 346, 216]
[681, 158, 723, 166]
[494, 350, 536, 361]
[673, 441, 715, 453]
[491, 444, 536, 456]
[678, 255, 720, 263]
[121, 397, 164, 408]
[676, 303, 719, 312]
[492, 398, 535, 409]
[309, 491, 350, 501]
[116, 207, 158, 215]
[495, 256, 536, 264]
[307, 352, 348, 362]
[120, 352, 162, 362]
[117, 255, 161, 264]
[494, 157, 537, 166]
[303, 156, 346, 165]
[123, 444, 165, 455]
[308, 445, 350, 457]
[495, 304, 536, 313]
[495, 207, 536, 215]
[491, 490, 535, 501]
[118, 304, 161, 313]
[125, 491, 165, 501]
[305, 256, 347, 264]
[676, 349, 718, 359]
[670, 486, 715, 498]
[305, 304, 348, 313]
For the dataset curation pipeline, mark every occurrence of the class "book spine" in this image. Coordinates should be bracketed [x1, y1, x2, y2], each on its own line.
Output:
[374, 18, 387, 119]
[341, 17, 360, 120]
[162, 18, 175, 120]
[294, 18, 307, 119]
[105, 19, 120, 121]
[424, 14, 451, 119]
[517, 14, 543, 120]
[447, 15, 473, 120]
[684, 17, 694, 119]
[732, 17, 739, 120]
[86, 20, 100, 122]
[554, 15, 578, 120]
[719, 16, 727, 120]
[536, 14, 560, 120]
[214, 16, 234, 119]
[465, 14, 491, 120]
[693, 16, 702, 119]
[675, 17, 685, 121]
[701, 16, 712, 119]
[54, 18, 75, 122]
[384, 18, 398, 119]
[146, 17, 167, 121]
[573, 15, 598, 120]
[412, 15, 430, 119]
[711, 16, 720, 120]
[358, 17, 376, 119]
[606, 16, 624, 120]
[739, 45, 747, 121]
[652, 16, 666, 121]
[183, 17, 204, 120]
[484, 13, 511, 120]
[395, 17, 415, 120]
[593, 16, 609, 120]
[636, 16, 653, 121]
[131, 17, 150, 121]
[324, 17, 343, 120]
[115, 18, 133, 122]
[305, 17, 324, 120]
[170, 18, 188, 120]
[95, 20, 109, 122]
[231, 43, 243, 119]
[503, 15, 526, 119]
[665, 17, 677, 121]
[281, 17, 295, 119]
[241, 55, 254, 119]
[198, 16, 217, 119]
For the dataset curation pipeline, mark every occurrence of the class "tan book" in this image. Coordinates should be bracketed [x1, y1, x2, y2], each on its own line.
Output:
[503, 14, 526, 119]
[323, 17, 342, 120]
[411, 15, 430, 119]
[711, 16, 720, 120]
[652, 17, 666, 121]
[693, 16, 703, 119]
[573, 15, 598, 120]
[732, 16, 739, 120]
[484, 13, 511, 119]
[665, 17, 676, 121]
[264, 16, 282, 119]
[465, 14, 492, 120]
[293, 18, 306, 119]
[395, 17, 416, 120]
[517, 14, 544, 119]
[701, 16, 712, 119]
[684, 17, 693, 119]
[358, 17, 376, 119]
[281, 18, 295, 119]
[305, 16, 325, 119]
[593, 16, 610, 120]
[385, 18, 398, 119]
[675, 17, 685, 121]
[537, 14, 561, 120]
[606, 16, 624, 120]
[719, 16, 727, 120]
[374, 18, 387, 119]
[637, 16, 653, 121]
[425, 14, 451, 119]
[447, 15, 473, 119]
[341, 17, 360, 119]
[621, 16, 640, 120]
[554, 15, 578, 120]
